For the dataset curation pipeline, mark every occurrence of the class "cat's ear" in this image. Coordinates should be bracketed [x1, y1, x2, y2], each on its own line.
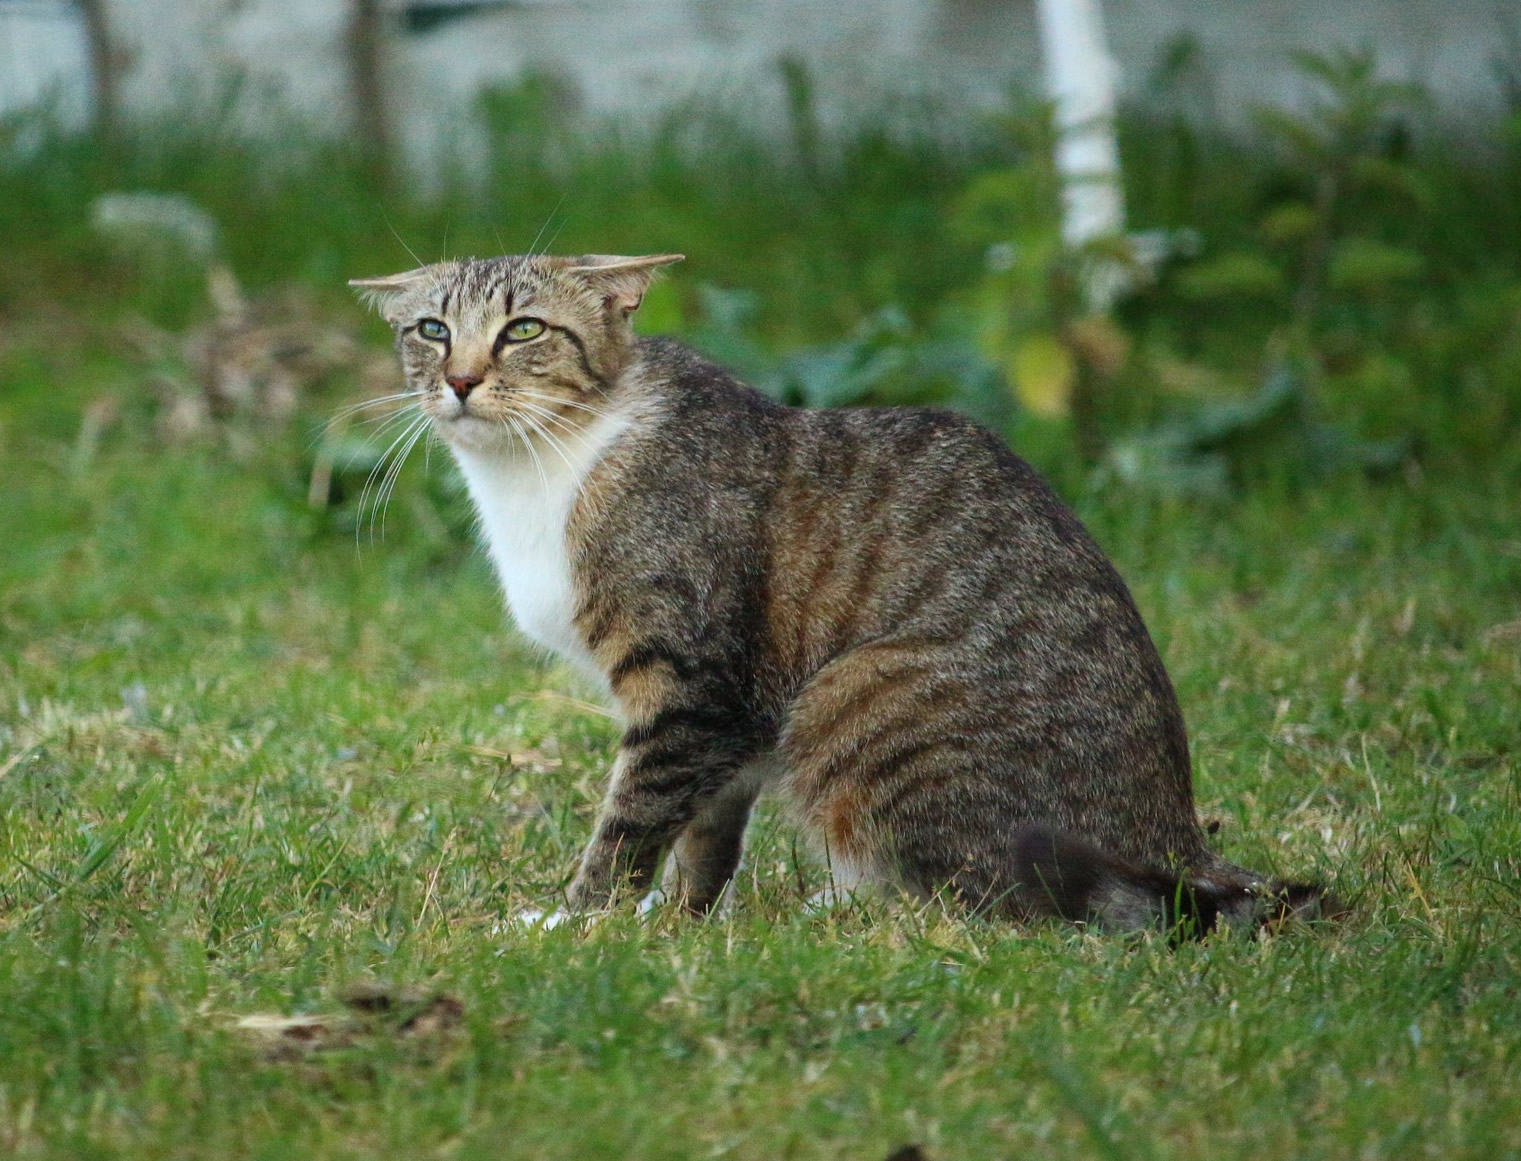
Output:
[567, 254, 684, 316]
[348, 268, 432, 321]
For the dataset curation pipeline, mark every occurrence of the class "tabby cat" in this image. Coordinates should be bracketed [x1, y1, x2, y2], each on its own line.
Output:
[352, 252, 1325, 933]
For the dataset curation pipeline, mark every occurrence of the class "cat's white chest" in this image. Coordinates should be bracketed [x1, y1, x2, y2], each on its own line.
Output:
[449, 414, 626, 683]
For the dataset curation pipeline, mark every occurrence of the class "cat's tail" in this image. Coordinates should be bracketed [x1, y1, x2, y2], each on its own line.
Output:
[1008, 824, 1332, 937]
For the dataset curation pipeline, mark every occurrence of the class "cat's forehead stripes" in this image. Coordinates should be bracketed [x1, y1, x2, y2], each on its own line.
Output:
[435, 256, 556, 316]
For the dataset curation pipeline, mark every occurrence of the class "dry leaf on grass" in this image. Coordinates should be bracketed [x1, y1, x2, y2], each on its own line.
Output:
[340, 980, 466, 1037]
[232, 982, 465, 1061]
[233, 1012, 361, 1061]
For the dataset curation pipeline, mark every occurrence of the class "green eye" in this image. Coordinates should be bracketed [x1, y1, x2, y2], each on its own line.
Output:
[505, 318, 546, 342]
[417, 318, 449, 342]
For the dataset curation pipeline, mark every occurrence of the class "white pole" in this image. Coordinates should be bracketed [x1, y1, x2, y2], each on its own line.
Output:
[1035, 0, 1127, 310]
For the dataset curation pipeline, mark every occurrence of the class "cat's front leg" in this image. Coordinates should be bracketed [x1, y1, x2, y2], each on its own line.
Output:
[565, 727, 757, 911]
[657, 765, 765, 915]
[565, 753, 673, 909]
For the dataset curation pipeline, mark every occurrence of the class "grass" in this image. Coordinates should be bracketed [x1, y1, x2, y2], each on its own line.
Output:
[2, 326, 1519, 1159]
[0, 90, 994, 346]
[2, 74, 1520, 1157]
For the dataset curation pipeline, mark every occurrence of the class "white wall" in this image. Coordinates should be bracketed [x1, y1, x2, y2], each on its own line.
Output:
[1, 0, 1512, 163]
[1104, 0, 1510, 118]
[107, 0, 351, 133]
[0, 0, 93, 128]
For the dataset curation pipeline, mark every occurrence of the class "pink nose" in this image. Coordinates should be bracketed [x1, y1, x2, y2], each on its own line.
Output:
[445, 373, 483, 400]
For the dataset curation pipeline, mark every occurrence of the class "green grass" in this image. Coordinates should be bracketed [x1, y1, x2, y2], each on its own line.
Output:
[3, 76, 1520, 1156]
[0, 91, 994, 345]
[3, 326, 1520, 1159]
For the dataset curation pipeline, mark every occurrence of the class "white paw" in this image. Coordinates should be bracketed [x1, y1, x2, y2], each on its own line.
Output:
[636, 888, 668, 917]
[513, 907, 572, 930]
[805, 886, 858, 913]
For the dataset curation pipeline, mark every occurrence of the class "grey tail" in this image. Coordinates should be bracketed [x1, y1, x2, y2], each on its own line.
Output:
[1009, 824, 1331, 938]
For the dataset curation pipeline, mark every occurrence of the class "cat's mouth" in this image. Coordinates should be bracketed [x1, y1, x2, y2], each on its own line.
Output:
[426, 393, 517, 450]
[433, 391, 480, 421]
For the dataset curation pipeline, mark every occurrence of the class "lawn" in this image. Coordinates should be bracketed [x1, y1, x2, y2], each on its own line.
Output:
[3, 70, 1521, 1155]
[2, 331, 1519, 1158]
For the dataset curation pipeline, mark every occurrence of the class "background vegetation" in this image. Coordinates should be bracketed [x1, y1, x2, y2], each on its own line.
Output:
[1, 51, 1518, 1159]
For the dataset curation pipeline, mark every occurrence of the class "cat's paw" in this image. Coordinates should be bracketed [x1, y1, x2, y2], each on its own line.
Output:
[501, 906, 615, 933]
[519, 907, 571, 929]
[636, 888, 668, 917]
[494, 907, 575, 933]
[804, 886, 862, 913]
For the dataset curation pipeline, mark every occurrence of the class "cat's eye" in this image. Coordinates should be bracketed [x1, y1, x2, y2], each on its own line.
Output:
[417, 318, 450, 342]
[504, 318, 546, 342]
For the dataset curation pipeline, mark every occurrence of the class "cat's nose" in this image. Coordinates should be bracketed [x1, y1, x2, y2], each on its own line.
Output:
[445, 372, 484, 400]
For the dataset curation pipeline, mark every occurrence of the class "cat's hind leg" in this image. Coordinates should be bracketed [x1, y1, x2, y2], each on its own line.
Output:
[778, 638, 969, 898]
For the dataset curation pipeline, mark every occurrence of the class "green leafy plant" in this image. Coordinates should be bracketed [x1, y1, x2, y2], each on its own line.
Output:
[1115, 49, 1465, 492]
[1250, 49, 1429, 330]
[688, 286, 1008, 428]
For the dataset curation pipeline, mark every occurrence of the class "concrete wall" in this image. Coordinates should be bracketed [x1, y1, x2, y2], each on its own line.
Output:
[2, 0, 1513, 162]
[1, 0, 93, 128]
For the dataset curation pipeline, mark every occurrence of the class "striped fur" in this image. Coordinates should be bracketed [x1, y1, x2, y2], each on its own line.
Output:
[353, 253, 1328, 934]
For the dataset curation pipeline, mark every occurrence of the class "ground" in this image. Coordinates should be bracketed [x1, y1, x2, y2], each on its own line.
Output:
[2, 375, 1519, 1159]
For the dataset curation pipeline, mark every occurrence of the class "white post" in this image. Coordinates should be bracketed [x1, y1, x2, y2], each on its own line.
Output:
[1035, 0, 1127, 310]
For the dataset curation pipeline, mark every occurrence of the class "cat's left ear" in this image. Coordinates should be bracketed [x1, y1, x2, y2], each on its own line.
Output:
[348, 267, 432, 321]
[568, 254, 684, 316]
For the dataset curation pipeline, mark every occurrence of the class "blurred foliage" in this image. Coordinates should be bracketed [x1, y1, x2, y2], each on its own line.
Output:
[1113, 47, 1521, 491]
[689, 288, 1009, 431]
[1, 51, 1519, 505]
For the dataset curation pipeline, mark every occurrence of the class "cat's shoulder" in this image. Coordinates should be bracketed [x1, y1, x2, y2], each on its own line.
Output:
[634, 336, 779, 419]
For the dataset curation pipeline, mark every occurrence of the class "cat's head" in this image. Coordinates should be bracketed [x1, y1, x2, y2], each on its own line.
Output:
[351, 253, 681, 452]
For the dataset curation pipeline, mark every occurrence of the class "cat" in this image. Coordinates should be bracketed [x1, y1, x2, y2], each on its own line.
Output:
[351, 252, 1327, 934]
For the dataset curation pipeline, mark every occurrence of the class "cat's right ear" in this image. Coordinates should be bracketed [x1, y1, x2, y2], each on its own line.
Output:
[567, 254, 684, 317]
[348, 268, 431, 322]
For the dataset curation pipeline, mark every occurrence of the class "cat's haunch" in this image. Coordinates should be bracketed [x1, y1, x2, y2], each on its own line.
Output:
[353, 251, 1327, 935]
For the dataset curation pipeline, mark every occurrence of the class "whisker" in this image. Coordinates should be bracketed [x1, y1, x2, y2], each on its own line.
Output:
[514, 398, 602, 468]
[515, 408, 605, 451]
[356, 416, 418, 542]
[539, 213, 569, 257]
[528, 195, 568, 258]
[329, 391, 424, 418]
[372, 212, 453, 319]
[355, 415, 414, 527]
[373, 419, 430, 540]
[519, 418, 554, 496]
[358, 413, 428, 544]
[516, 389, 610, 420]
[506, 415, 550, 501]
[508, 391, 592, 448]
[384, 424, 429, 533]
[515, 410, 581, 477]
[345, 405, 425, 456]
[511, 392, 623, 475]
[382, 211, 425, 270]
[512, 397, 599, 452]
[348, 406, 426, 433]
[320, 392, 424, 437]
